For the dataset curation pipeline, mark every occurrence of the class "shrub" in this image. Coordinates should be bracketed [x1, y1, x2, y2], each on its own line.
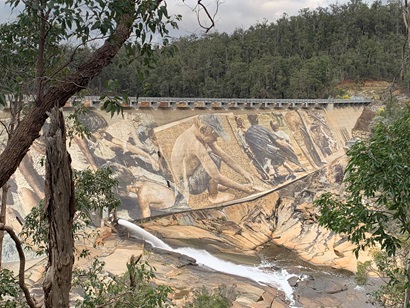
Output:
[73, 255, 174, 307]
[0, 269, 21, 307]
[355, 260, 372, 285]
[184, 285, 236, 308]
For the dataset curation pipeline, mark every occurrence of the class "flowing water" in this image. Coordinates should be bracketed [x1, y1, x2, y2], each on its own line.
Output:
[117, 219, 298, 305]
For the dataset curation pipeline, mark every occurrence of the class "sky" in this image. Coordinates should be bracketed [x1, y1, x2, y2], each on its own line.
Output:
[0, 0, 384, 39]
[166, 0, 345, 37]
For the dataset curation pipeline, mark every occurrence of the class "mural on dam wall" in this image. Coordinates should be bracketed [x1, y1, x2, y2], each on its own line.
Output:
[0, 107, 360, 221]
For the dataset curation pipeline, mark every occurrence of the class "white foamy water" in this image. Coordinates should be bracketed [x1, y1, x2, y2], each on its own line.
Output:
[118, 219, 297, 305]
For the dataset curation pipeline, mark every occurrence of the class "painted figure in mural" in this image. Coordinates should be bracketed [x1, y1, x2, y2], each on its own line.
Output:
[122, 115, 162, 171]
[304, 111, 338, 158]
[74, 111, 176, 218]
[244, 114, 303, 184]
[272, 112, 286, 126]
[74, 111, 161, 173]
[270, 121, 291, 144]
[284, 111, 324, 168]
[171, 114, 258, 204]
[234, 116, 271, 181]
[127, 175, 177, 218]
[269, 120, 305, 172]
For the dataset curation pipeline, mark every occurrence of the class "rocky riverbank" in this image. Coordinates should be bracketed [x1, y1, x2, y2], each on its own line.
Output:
[4, 223, 382, 307]
[89, 224, 385, 307]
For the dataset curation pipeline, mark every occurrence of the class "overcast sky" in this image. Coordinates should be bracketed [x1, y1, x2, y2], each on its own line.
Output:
[167, 0, 344, 37]
[0, 0, 384, 38]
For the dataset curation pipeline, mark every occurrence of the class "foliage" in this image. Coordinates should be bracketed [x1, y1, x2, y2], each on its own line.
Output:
[73, 256, 173, 307]
[88, 0, 408, 99]
[353, 250, 407, 305]
[371, 250, 407, 307]
[2, 0, 178, 76]
[19, 201, 49, 256]
[184, 285, 236, 308]
[355, 260, 372, 285]
[66, 102, 93, 143]
[74, 167, 121, 220]
[315, 107, 410, 305]
[316, 107, 410, 257]
[372, 98, 407, 128]
[0, 269, 21, 307]
[20, 167, 121, 255]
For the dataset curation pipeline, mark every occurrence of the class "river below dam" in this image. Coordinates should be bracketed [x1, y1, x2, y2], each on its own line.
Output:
[118, 219, 383, 307]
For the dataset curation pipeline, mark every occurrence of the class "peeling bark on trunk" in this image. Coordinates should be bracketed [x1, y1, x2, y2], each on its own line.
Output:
[42, 107, 75, 308]
[0, 184, 9, 268]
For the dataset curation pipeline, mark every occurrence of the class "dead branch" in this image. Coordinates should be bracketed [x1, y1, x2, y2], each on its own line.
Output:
[196, 0, 219, 33]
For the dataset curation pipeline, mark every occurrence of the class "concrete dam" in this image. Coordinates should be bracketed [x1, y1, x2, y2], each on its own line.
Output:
[0, 95, 379, 308]
[0, 98, 369, 224]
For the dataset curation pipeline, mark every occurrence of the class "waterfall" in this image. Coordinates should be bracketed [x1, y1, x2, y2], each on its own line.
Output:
[118, 219, 172, 250]
[118, 219, 298, 306]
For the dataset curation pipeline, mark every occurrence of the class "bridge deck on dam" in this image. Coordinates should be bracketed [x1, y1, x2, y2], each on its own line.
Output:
[0, 102, 368, 221]
[1, 96, 372, 111]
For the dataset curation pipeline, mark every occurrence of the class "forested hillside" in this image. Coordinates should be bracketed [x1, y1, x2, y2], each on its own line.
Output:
[90, 0, 406, 99]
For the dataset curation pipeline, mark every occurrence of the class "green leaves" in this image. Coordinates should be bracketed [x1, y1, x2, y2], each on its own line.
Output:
[101, 97, 124, 117]
[20, 201, 49, 256]
[0, 268, 20, 307]
[295, 106, 410, 307]
[74, 167, 121, 215]
[316, 106, 410, 260]
[66, 102, 93, 144]
[1, 0, 180, 115]
[73, 257, 174, 307]
[21, 167, 121, 255]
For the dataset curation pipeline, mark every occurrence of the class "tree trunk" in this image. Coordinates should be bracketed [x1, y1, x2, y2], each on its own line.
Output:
[0, 183, 9, 268]
[42, 107, 75, 308]
[405, 256, 410, 308]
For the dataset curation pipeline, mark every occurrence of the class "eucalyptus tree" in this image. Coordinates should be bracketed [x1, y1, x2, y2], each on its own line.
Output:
[315, 107, 410, 307]
[0, 0, 216, 306]
[0, 1, 174, 306]
[0, 0, 180, 188]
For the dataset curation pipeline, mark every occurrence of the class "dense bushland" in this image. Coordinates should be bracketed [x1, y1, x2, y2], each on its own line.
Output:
[90, 0, 407, 99]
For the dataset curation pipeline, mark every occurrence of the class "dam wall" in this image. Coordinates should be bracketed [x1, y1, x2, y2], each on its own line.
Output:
[0, 104, 365, 224]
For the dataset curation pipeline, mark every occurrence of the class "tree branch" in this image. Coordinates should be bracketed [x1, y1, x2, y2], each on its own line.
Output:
[48, 36, 111, 80]
[0, 120, 10, 138]
[0, 223, 39, 308]
[196, 0, 218, 33]
[0, 0, 136, 188]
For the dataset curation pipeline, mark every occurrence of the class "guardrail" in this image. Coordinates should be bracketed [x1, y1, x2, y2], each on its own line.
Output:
[135, 97, 371, 110]
[1, 96, 372, 111]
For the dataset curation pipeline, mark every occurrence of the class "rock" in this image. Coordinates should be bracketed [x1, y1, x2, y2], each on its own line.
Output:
[325, 282, 348, 294]
[270, 297, 289, 308]
[173, 288, 191, 300]
[288, 276, 299, 287]
[150, 247, 197, 268]
[333, 248, 345, 258]
[305, 278, 348, 294]
[235, 297, 256, 307]
[261, 288, 278, 303]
